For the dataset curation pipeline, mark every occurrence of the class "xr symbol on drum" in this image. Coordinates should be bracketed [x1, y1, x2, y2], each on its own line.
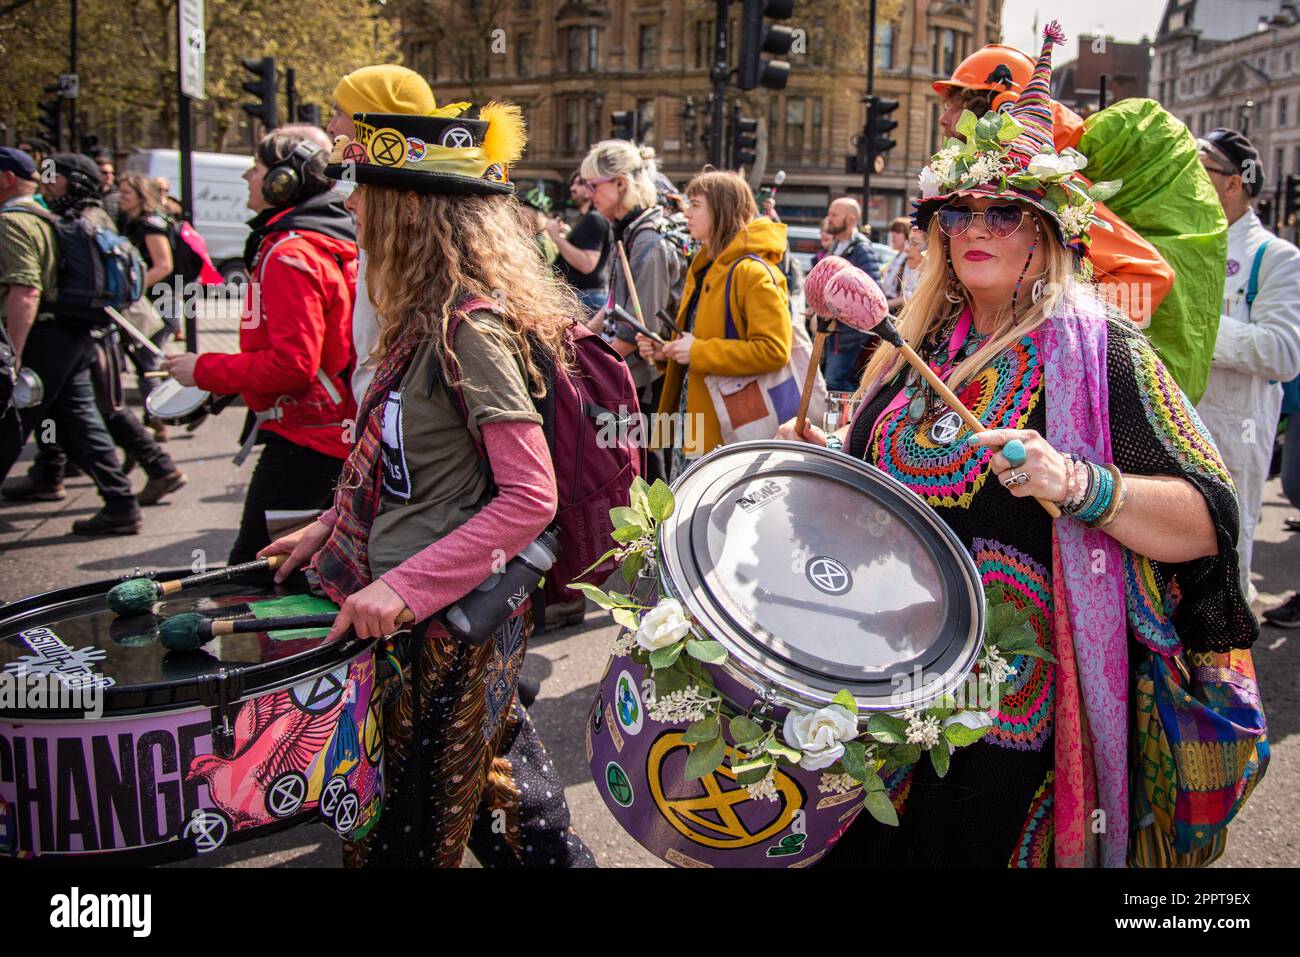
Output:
[320, 775, 348, 821]
[267, 771, 308, 818]
[805, 556, 853, 596]
[183, 809, 229, 853]
[332, 792, 360, 834]
[293, 668, 345, 713]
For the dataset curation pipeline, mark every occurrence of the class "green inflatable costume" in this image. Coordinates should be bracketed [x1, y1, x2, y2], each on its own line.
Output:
[1079, 99, 1228, 404]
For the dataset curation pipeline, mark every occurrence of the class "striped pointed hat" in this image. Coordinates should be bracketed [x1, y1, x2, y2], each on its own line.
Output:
[911, 22, 1120, 252]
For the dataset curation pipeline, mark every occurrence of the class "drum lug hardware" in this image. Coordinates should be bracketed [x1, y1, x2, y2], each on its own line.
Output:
[198, 666, 245, 758]
[754, 686, 780, 718]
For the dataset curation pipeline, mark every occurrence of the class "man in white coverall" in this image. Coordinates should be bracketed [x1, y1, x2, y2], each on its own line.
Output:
[1197, 128, 1300, 599]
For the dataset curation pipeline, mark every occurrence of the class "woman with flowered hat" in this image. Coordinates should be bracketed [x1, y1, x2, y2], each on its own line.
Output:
[782, 24, 1265, 867]
[260, 102, 593, 867]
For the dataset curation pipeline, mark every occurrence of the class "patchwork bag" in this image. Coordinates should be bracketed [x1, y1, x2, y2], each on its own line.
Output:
[1129, 646, 1269, 867]
[705, 253, 827, 443]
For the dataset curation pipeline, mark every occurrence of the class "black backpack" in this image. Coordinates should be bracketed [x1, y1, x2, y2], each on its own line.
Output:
[165, 215, 206, 285]
[5, 204, 146, 326]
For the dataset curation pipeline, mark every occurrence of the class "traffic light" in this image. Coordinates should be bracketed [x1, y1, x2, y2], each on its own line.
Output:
[730, 109, 758, 169]
[738, 0, 796, 91]
[242, 56, 279, 131]
[1257, 197, 1274, 230]
[865, 95, 899, 168]
[297, 104, 322, 127]
[38, 83, 63, 151]
[1285, 173, 1300, 224]
[610, 110, 636, 141]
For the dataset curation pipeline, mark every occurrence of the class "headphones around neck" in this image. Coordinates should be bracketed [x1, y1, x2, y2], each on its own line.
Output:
[261, 140, 323, 207]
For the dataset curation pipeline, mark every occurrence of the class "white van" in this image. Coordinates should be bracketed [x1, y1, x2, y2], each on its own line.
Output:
[121, 149, 253, 283]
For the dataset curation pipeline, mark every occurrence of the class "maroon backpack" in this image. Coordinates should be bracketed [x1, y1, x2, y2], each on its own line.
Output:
[441, 296, 641, 607]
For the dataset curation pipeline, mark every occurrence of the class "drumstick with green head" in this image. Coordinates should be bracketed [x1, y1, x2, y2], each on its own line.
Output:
[160, 608, 415, 651]
[107, 556, 289, 617]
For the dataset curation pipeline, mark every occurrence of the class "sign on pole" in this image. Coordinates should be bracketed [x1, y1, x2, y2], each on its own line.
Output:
[179, 0, 206, 101]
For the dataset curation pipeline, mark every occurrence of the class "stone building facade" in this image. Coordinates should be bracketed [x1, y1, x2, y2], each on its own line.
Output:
[401, 0, 1004, 227]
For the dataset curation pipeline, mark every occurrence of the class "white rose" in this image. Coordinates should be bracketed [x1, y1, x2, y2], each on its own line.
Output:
[942, 710, 993, 731]
[635, 598, 692, 652]
[783, 704, 858, 770]
[918, 166, 945, 198]
[1026, 152, 1082, 179]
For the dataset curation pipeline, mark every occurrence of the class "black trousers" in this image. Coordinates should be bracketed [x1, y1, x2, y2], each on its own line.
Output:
[228, 431, 342, 564]
[31, 335, 175, 482]
[0, 322, 136, 513]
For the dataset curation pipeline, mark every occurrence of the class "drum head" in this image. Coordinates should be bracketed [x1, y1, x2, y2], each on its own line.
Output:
[145, 378, 205, 423]
[661, 441, 984, 712]
[0, 571, 362, 718]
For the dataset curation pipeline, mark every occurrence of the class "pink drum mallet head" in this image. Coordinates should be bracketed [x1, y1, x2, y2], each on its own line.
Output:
[800, 256, 894, 335]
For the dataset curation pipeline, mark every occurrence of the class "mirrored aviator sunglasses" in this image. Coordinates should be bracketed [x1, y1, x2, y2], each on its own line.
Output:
[936, 203, 1025, 239]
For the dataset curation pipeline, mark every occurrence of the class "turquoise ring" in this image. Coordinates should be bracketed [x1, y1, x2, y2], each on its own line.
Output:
[1002, 439, 1027, 468]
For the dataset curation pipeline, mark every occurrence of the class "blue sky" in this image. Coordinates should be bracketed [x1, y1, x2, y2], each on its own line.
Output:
[1001, 0, 1167, 63]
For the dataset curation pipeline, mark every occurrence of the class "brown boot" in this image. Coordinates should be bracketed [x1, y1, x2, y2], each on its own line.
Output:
[138, 470, 188, 506]
[1, 474, 66, 502]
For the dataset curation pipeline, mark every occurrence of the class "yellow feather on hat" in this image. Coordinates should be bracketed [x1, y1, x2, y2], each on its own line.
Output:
[480, 102, 527, 168]
[430, 101, 472, 119]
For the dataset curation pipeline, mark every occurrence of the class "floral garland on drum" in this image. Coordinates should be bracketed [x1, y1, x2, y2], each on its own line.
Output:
[572, 477, 1053, 827]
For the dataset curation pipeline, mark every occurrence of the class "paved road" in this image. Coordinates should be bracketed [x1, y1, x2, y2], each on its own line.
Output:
[0, 337, 1294, 867]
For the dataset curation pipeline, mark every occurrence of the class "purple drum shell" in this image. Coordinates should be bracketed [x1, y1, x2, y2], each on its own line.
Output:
[586, 652, 862, 869]
[0, 572, 384, 861]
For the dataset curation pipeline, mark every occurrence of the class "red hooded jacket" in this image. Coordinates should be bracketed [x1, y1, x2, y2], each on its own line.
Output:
[194, 193, 359, 460]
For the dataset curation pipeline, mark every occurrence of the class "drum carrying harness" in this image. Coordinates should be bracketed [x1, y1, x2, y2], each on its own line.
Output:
[232, 231, 351, 465]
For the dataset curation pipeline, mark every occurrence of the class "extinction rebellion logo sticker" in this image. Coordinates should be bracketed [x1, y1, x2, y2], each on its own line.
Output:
[4, 627, 114, 690]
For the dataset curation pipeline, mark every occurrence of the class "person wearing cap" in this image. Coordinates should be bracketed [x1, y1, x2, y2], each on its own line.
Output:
[932, 43, 1176, 337]
[1196, 128, 1300, 600]
[780, 23, 1262, 869]
[0, 150, 146, 533]
[261, 101, 594, 868]
[326, 65, 437, 407]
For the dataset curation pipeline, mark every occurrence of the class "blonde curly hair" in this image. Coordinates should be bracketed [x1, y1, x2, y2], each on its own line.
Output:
[357, 186, 578, 394]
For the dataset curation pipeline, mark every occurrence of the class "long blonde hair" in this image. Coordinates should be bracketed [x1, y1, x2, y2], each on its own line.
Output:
[358, 186, 578, 395]
[857, 209, 1080, 398]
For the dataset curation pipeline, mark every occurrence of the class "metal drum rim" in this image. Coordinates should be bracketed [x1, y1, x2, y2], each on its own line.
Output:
[658, 439, 985, 716]
[0, 569, 377, 719]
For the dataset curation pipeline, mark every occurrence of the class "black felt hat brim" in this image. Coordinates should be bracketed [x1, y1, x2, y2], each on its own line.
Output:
[324, 163, 515, 196]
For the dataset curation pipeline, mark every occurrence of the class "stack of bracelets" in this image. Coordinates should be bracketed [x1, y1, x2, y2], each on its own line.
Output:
[1060, 453, 1128, 528]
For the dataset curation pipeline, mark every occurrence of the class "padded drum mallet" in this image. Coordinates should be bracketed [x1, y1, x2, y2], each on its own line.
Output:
[159, 608, 416, 652]
[107, 555, 289, 617]
[802, 257, 1060, 519]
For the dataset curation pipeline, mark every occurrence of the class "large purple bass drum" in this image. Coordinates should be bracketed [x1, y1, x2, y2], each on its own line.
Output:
[0, 570, 383, 863]
[587, 441, 985, 868]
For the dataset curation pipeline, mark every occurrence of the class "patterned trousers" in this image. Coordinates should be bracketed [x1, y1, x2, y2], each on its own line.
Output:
[344, 612, 593, 867]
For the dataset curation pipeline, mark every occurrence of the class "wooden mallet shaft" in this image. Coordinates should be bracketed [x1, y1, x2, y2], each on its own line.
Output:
[207, 608, 414, 637]
[156, 554, 287, 597]
[794, 315, 835, 437]
[893, 340, 1061, 518]
[616, 241, 648, 329]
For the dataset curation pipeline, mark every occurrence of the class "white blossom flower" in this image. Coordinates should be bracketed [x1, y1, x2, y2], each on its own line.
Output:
[918, 165, 946, 198]
[746, 773, 779, 803]
[818, 772, 859, 795]
[645, 684, 714, 724]
[610, 631, 635, 658]
[966, 153, 1006, 185]
[1027, 151, 1085, 179]
[634, 597, 691, 652]
[783, 704, 858, 770]
[1056, 202, 1094, 237]
[980, 646, 1017, 685]
[905, 711, 943, 749]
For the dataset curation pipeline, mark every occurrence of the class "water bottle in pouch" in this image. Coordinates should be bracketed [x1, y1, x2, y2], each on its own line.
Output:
[441, 526, 561, 645]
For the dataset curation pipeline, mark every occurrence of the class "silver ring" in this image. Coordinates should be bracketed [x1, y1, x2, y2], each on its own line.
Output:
[1003, 470, 1030, 488]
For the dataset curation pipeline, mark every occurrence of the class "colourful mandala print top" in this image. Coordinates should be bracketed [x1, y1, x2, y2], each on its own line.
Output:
[869, 334, 1045, 509]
